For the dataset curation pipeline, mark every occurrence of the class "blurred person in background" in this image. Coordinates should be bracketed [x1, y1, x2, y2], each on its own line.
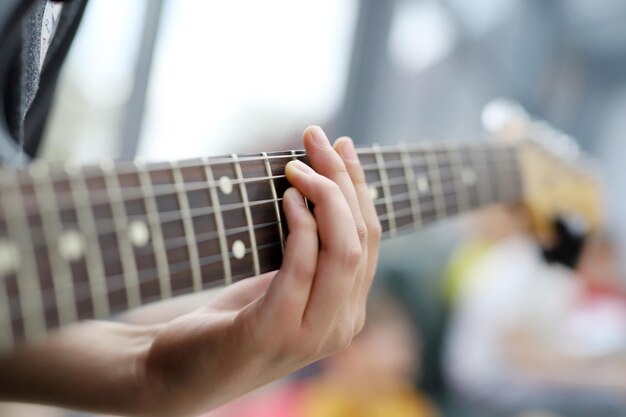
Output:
[0, 1, 382, 416]
[443, 205, 626, 416]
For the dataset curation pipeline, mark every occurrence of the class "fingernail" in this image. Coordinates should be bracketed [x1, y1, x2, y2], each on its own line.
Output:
[337, 138, 358, 161]
[306, 126, 330, 148]
[287, 159, 315, 174]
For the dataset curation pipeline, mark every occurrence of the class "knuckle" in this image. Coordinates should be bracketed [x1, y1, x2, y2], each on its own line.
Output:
[355, 222, 368, 246]
[321, 178, 342, 195]
[314, 180, 343, 207]
[354, 308, 367, 335]
[289, 259, 316, 282]
[329, 155, 349, 175]
[330, 324, 355, 353]
[309, 340, 327, 360]
[340, 244, 362, 267]
[368, 219, 383, 243]
[295, 212, 317, 233]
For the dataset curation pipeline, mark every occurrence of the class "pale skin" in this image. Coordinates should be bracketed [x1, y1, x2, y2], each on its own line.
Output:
[0, 126, 382, 417]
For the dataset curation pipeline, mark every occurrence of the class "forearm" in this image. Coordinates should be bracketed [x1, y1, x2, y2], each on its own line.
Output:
[0, 320, 160, 416]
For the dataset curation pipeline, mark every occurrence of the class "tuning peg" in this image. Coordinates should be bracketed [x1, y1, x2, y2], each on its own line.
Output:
[481, 98, 529, 133]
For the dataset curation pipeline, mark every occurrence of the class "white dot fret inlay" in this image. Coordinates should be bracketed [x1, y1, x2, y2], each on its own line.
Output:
[369, 185, 379, 200]
[219, 176, 233, 195]
[0, 239, 19, 276]
[461, 168, 477, 186]
[232, 240, 246, 260]
[128, 221, 150, 247]
[416, 175, 430, 194]
[58, 230, 85, 261]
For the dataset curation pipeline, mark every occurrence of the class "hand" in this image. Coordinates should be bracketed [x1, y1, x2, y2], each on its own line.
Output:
[140, 126, 381, 416]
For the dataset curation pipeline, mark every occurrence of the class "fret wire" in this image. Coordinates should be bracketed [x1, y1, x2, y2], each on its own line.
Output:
[291, 150, 309, 210]
[504, 148, 521, 198]
[485, 148, 502, 202]
[21, 170, 505, 298]
[510, 150, 523, 200]
[378, 174, 520, 224]
[487, 148, 506, 201]
[4, 143, 524, 328]
[7, 165, 522, 255]
[18, 174, 488, 300]
[5, 154, 488, 206]
[19, 154, 517, 204]
[0, 142, 516, 195]
[360, 153, 514, 173]
[1, 141, 481, 183]
[448, 144, 471, 213]
[262, 152, 285, 254]
[12, 164, 521, 324]
[203, 158, 232, 285]
[136, 162, 172, 299]
[398, 143, 422, 229]
[494, 149, 522, 201]
[469, 148, 521, 204]
[12, 173, 291, 214]
[422, 144, 447, 220]
[372, 144, 397, 236]
[102, 164, 141, 308]
[16, 181, 517, 322]
[15, 220, 283, 304]
[369, 174, 519, 217]
[494, 147, 522, 201]
[70, 169, 110, 318]
[10, 173, 525, 321]
[0, 148, 519, 222]
[5, 166, 485, 225]
[32, 167, 520, 292]
[0, 181, 46, 340]
[171, 161, 203, 292]
[2, 141, 504, 190]
[32, 167, 78, 325]
[469, 147, 493, 205]
[232, 154, 261, 276]
[12, 240, 283, 324]
[10, 198, 285, 251]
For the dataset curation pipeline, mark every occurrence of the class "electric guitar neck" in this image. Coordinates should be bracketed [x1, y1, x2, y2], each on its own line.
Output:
[0, 135, 600, 352]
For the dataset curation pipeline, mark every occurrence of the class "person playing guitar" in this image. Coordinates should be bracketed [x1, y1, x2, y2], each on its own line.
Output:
[0, 1, 381, 415]
[0, 2, 604, 416]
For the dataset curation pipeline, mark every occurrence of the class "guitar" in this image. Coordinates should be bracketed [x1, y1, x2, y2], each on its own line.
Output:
[0, 119, 602, 353]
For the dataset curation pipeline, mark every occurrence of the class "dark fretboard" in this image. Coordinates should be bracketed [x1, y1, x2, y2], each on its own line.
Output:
[0, 142, 522, 350]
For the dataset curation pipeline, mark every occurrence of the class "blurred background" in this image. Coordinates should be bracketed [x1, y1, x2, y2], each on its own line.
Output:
[7, 0, 626, 416]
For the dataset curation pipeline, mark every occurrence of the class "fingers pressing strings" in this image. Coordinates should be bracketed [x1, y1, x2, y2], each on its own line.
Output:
[333, 137, 381, 331]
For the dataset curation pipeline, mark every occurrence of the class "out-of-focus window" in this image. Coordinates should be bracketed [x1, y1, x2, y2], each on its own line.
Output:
[388, 1, 457, 73]
[140, 0, 357, 159]
[43, 0, 358, 162]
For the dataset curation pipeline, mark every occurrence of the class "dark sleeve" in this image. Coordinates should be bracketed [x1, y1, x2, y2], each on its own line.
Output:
[23, 0, 88, 157]
[0, 0, 88, 163]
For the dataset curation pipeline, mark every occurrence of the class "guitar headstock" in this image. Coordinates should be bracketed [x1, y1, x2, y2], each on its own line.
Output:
[482, 99, 604, 244]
